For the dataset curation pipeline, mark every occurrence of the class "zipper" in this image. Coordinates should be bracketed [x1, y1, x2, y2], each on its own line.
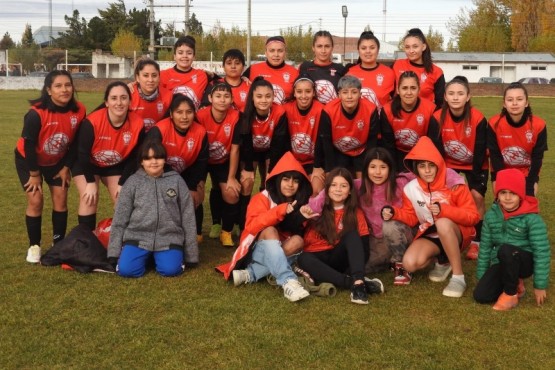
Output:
[154, 177, 159, 250]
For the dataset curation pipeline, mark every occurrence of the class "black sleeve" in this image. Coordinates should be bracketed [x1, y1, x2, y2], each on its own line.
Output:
[182, 135, 209, 190]
[232, 116, 242, 145]
[240, 132, 254, 171]
[242, 66, 252, 80]
[76, 120, 96, 183]
[21, 110, 42, 171]
[145, 126, 163, 142]
[298, 62, 307, 74]
[268, 113, 290, 171]
[526, 126, 547, 194]
[314, 111, 334, 171]
[486, 124, 504, 181]
[378, 112, 398, 164]
[118, 130, 145, 186]
[472, 117, 488, 174]
[427, 115, 444, 157]
[366, 109, 380, 150]
[433, 74, 446, 110]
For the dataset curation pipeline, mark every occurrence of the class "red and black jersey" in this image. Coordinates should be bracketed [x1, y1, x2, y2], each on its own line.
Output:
[154, 117, 207, 173]
[16, 102, 86, 167]
[86, 109, 143, 168]
[229, 78, 251, 112]
[283, 100, 324, 165]
[435, 107, 488, 171]
[129, 86, 171, 131]
[346, 63, 395, 109]
[323, 98, 378, 157]
[392, 59, 445, 107]
[298, 61, 346, 104]
[196, 106, 241, 165]
[243, 62, 298, 104]
[488, 113, 547, 178]
[303, 207, 369, 253]
[250, 103, 287, 152]
[160, 66, 209, 109]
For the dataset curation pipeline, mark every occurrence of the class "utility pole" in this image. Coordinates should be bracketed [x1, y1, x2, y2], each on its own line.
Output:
[148, 0, 155, 58]
[383, 0, 387, 42]
[247, 0, 251, 67]
[185, 0, 192, 35]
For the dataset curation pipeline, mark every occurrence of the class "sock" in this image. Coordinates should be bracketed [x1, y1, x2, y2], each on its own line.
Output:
[474, 220, 483, 241]
[222, 202, 238, 233]
[209, 187, 223, 225]
[195, 204, 203, 235]
[78, 214, 96, 231]
[52, 210, 68, 244]
[238, 194, 251, 230]
[25, 215, 42, 246]
[451, 274, 465, 284]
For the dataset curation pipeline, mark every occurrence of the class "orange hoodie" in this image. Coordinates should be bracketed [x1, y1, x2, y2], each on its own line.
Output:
[391, 136, 480, 247]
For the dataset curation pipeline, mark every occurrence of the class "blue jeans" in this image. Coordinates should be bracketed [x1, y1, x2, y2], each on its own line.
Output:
[118, 244, 184, 278]
[246, 239, 297, 286]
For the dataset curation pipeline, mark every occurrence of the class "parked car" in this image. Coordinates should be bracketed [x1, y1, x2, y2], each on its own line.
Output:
[518, 77, 549, 84]
[28, 71, 49, 77]
[478, 77, 502, 83]
[550, 78, 555, 84]
[71, 72, 94, 79]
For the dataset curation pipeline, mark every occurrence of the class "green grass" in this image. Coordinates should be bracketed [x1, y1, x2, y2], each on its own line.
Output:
[1, 91, 554, 369]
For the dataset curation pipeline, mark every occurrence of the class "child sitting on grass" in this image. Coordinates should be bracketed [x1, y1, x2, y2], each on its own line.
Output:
[473, 168, 550, 310]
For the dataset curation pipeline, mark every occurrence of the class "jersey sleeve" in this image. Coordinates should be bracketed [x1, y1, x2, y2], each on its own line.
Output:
[21, 109, 42, 171]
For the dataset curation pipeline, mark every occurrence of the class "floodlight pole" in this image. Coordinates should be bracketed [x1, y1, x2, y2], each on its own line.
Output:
[342, 5, 348, 63]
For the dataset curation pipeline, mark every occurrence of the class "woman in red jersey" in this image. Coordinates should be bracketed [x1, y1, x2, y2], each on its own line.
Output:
[488, 82, 547, 197]
[148, 94, 209, 242]
[73, 81, 144, 231]
[393, 28, 445, 109]
[129, 58, 171, 132]
[15, 70, 86, 263]
[298, 30, 346, 105]
[435, 76, 488, 260]
[346, 30, 395, 110]
[159, 35, 210, 110]
[380, 71, 442, 171]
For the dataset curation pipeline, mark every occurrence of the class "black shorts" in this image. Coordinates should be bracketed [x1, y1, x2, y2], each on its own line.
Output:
[15, 150, 65, 189]
[71, 160, 125, 178]
[421, 225, 463, 264]
[333, 149, 365, 173]
[458, 169, 488, 196]
[208, 162, 238, 185]
[252, 151, 269, 164]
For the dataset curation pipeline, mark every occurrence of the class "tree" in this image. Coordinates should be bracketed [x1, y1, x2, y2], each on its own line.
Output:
[0, 32, 15, 49]
[21, 24, 35, 47]
[39, 47, 66, 70]
[88, 16, 111, 50]
[425, 26, 444, 51]
[128, 7, 162, 42]
[111, 29, 143, 58]
[280, 26, 314, 63]
[510, 0, 541, 51]
[185, 13, 203, 36]
[98, 0, 128, 45]
[56, 10, 90, 50]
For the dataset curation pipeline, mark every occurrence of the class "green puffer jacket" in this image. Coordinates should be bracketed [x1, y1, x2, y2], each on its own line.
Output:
[476, 201, 551, 289]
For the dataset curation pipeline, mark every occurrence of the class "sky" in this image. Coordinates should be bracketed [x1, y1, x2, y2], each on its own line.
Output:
[2, 0, 474, 45]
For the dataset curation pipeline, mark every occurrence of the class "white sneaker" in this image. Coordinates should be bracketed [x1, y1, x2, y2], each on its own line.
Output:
[26, 245, 41, 263]
[233, 269, 251, 286]
[428, 262, 452, 282]
[283, 279, 310, 302]
[442, 277, 467, 298]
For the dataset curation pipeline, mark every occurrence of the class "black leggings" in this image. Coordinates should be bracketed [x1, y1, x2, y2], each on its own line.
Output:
[298, 231, 369, 289]
[473, 244, 534, 303]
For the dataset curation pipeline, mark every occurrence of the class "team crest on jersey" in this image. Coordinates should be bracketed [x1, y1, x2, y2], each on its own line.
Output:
[240, 91, 247, 102]
[224, 123, 231, 137]
[144, 118, 156, 130]
[70, 115, 78, 129]
[157, 101, 164, 115]
[525, 130, 533, 143]
[187, 138, 195, 152]
[376, 73, 384, 86]
[269, 120, 275, 130]
[309, 116, 315, 129]
[421, 73, 428, 83]
[416, 114, 424, 126]
[192, 74, 197, 84]
[356, 120, 365, 130]
[122, 131, 132, 145]
[465, 126, 472, 137]
[330, 68, 337, 77]
[283, 72, 291, 83]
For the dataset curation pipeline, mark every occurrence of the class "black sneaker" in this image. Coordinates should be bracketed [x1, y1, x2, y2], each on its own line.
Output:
[350, 283, 369, 304]
[364, 277, 385, 295]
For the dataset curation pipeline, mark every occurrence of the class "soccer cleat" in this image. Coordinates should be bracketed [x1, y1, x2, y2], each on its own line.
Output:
[219, 230, 234, 248]
[466, 242, 480, 260]
[232, 224, 241, 237]
[493, 292, 518, 311]
[209, 224, 222, 239]
[293, 265, 315, 284]
[364, 277, 385, 295]
[442, 277, 467, 298]
[350, 282, 369, 304]
[429, 262, 452, 282]
[393, 262, 412, 285]
[232, 269, 251, 287]
[26, 245, 41, 264]
[517, 279, 526, 299]
[282, 279, 310, 302]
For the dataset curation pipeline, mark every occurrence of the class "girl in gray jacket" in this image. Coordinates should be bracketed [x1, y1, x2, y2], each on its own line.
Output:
[107, 139, 198, 277]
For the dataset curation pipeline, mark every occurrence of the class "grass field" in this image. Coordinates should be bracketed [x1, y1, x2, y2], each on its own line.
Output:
[1, 91, 554, 369]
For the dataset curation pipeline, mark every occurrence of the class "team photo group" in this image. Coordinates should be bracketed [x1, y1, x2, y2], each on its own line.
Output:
[16, 27, 550, 310]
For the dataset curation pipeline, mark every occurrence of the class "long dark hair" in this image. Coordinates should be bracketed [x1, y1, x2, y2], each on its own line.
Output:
[313, 168, 359, 245]
[356, 30, 380, 65]
[266, 170, 311, 207]
[92, 81, 132, 112]
[438, 76, 472, 132]
[494, 82, 533, 131]
[241, 76, 274, 134]
[359, 147, 397, 206]
[391, 71, 419, 118]
[29, 70, 79, 111]
[403, 28, 433, 73]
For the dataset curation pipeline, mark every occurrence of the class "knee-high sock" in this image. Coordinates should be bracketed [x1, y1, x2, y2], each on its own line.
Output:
[52, 210, 68, 244]
[26, 215, 42, 246]
[222, 202, 239, 232]
[195, 204, 203, 235]
[78, 214, 96, 231]
[209, 187, 223, 225]
[239, 194, 251, 230]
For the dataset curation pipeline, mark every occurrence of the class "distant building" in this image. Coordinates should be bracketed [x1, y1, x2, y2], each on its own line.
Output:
[32, 26, 70, 47]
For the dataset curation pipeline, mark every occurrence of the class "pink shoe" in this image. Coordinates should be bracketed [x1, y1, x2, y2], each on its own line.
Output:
[466, 242, 479, 260]
[393, 262, 412, 285]
[517, 279, 526, 299]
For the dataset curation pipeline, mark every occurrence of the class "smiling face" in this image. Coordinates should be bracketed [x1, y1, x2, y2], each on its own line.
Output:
[416, 160, 438, 184]
[328, 175, 351, 207]
[171, 101, 195, 132]
[253, 85, 274, 114]
[312, 35, 333, 64]
[294, 80, 315, 110]
[358, 39, 379, 68]
[47, 75, 73, 107]
[136, 64, 160, 95]
[445, 82, 470, 115]
[398, 76, 419, 110]
[141, 148, 165, 178]
[174, 44, 195, 71]
[265, 41, 286, 66]
[403, 36, 426, 64]
[503, 88, 528, 121]
[280, 175, 300, 200]
[105, 85, 130, 123]
[368, 159, 390, 186]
